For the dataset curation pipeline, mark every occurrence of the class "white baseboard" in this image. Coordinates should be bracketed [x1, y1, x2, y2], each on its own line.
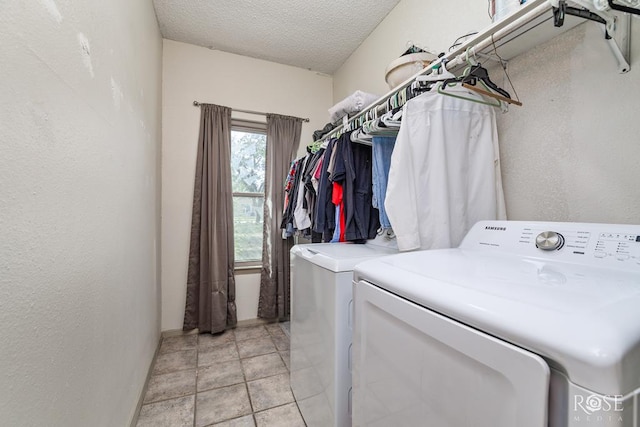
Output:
[129, 336, 162, 427]
[160, 318, 282, 337]
[161, 328, 199, 338]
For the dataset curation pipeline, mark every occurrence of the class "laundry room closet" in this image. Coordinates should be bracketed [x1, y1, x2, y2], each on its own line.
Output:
[162, 0, 640, 333]
[160, 0, 640, 420]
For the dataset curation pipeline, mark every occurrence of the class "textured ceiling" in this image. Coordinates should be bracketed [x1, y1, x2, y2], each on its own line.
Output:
[152, 0, 401, 74]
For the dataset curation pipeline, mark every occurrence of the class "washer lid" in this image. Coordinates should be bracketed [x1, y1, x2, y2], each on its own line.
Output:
[291, 241, 397, 273]
[354, 249, 640, 396]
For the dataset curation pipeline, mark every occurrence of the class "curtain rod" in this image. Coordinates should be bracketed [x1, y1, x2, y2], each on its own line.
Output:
[192, 101, 310, 122]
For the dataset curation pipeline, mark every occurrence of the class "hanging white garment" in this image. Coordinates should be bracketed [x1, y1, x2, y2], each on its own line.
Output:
[385, 85, 506, 251]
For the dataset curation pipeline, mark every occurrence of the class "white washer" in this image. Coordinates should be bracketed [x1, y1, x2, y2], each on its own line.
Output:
[291, 239, 397, 427]
[352, 220, 640, 427]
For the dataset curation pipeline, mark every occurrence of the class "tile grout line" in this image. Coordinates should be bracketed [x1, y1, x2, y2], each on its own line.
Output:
[234, 331, 258, 424]
[249, 325, 289, 426]
[193, 333, 198, 427]
[252, 401, 303, 420]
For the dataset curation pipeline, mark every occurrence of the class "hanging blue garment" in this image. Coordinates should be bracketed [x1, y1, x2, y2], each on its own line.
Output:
[330, 205, 341, 243]
[371, 136, 396, 229]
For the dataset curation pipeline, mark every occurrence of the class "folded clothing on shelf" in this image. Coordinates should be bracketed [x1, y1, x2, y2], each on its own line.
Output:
[328, 90, 379, 124]
[313, 122, 337, 141]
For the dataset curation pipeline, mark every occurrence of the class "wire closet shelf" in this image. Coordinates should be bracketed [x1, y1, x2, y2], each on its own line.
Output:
[316, 0, 632, 143]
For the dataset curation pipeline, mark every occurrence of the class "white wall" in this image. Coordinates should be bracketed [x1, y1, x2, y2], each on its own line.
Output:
[162, 40, 333, 331]
[333, 2, 640, 225]
[333, 0, 491, 101]
[0, 1, 162, 426]
[497, 21, 640, 223]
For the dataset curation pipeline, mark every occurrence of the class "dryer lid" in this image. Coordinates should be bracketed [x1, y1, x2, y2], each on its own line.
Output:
[291, 241, 397, 273]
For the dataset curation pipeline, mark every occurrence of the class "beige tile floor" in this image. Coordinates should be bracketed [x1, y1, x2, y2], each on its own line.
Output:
[136, 322, 305, 427]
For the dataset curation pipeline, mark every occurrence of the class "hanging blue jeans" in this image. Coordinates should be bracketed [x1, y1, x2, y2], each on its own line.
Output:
[371, 136, 397, 229]
[330, 205, 341, 243]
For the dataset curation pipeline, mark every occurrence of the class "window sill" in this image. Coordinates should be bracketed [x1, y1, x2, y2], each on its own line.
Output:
[235, 264, 262, 275]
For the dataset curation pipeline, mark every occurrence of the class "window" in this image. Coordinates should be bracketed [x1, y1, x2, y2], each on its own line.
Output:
[230, 120, 267, 266]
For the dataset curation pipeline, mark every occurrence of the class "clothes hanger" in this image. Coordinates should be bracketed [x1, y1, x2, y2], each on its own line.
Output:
[416, 60, 456, 83]
[461, 83, 522, 107]
[356, 99, 399, 137]
[366, 119, 399, 136]
[438, 52, 507, 108]
[350, 128, 373, 146]
[307, 140, 323, 154]
[459, 48, 523, 107]
[360, 106, 399, 136]
[437, 80, 502, 108]
[462, 65, 512, 99]
[412, 60, 459, 95]
[413, 57, 500, 108]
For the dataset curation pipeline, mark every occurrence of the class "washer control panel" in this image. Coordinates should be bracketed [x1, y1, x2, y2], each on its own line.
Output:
[461, 221, 640, 269]
[520, 228, 591, 254]
[594, 232, 640, 262]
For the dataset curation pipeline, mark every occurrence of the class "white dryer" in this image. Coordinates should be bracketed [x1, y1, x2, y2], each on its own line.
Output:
[291, 238, 397, 427]
[352, 220, 640, 427]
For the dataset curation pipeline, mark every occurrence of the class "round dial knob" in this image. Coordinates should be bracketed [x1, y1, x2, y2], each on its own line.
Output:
[536, 231, 564, 251]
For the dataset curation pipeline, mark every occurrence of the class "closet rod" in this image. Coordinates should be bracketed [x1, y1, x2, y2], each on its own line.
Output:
[314, 0, 550, 143]
[192, 101, 310, 122]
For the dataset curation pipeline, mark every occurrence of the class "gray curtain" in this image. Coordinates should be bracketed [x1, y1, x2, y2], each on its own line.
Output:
[184, 104, 237, 333]
[258, 114, 303, 319]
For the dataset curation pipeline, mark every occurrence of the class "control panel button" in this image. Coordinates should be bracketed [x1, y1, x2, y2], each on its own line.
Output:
[594, 252, 607, 259]
[617, 255, 630, 261]
[536, 231, 565, 251]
